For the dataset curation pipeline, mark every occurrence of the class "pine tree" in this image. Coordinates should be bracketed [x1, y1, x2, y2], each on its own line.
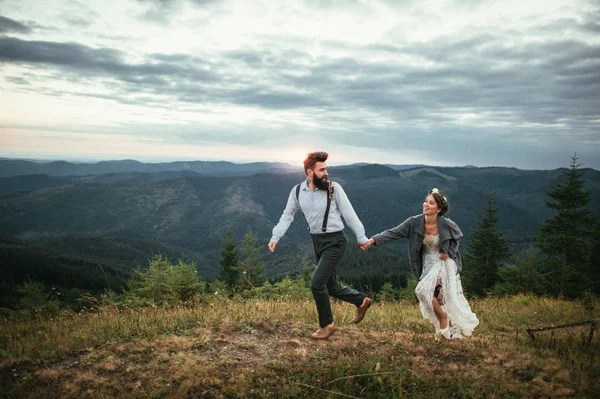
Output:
[171, 260, 202, 302]
[15, 281, 59, 317]
[140, 255, 174, 304]
[218, 230, 240, 290]
[493, 246, 546, 296]
[537, 154, 594, 298]
[124, 257, 202, 304]
[462, 192, 511, 296]
[239, 229, 264, 289]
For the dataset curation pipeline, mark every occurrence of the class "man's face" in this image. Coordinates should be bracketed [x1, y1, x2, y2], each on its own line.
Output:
[310, 161, 329, 190]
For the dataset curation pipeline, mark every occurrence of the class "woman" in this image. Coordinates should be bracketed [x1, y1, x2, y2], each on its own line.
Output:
[362, 188, 479, 339]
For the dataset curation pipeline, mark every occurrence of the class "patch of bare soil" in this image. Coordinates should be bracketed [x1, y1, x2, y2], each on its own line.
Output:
[0, 321, 588, 398]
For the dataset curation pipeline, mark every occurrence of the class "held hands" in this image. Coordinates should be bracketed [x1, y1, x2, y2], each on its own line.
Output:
[439, 253, 449, 261]
[268, 241, 277, 252]
[359, 238, 375, 251]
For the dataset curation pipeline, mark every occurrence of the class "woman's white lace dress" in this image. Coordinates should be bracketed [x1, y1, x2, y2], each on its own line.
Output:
[415, 234, 479, 337]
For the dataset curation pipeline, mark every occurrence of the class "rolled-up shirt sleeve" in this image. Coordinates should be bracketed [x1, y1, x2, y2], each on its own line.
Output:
[270, 187, 300, 243]
[334, 183, 368, 244]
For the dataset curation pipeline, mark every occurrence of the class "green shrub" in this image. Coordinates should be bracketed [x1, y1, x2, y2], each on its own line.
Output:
[15, 281, 60, 318]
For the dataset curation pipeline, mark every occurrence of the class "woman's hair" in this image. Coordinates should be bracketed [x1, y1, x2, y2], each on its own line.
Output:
[428, 188, 450, 216]
[303, 151, 328, 174]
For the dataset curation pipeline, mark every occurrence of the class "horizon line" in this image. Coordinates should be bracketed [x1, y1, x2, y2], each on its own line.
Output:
[0, 155, 583, 172]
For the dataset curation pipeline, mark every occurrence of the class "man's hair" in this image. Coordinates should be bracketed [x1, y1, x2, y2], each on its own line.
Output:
[303, 151, 328, 175]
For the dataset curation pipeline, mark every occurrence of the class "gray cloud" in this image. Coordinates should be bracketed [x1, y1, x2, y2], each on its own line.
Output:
[2, 28, 599, 130]
[136, 0, 220, 24]
[62, 16, 93, 28]
[1, 1, 599, 169]
[0, 15, 31, 34]
[5, 76, 29, 85]
[0, 36, 218, 85]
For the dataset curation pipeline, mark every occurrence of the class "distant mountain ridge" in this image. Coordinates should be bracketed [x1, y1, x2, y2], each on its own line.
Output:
[340, 163, 427, 171]
[0, 159, 298, 177]
[3, 158, 588, 180]
[1, 159, 599, 307]
[0, 158, 459, 178]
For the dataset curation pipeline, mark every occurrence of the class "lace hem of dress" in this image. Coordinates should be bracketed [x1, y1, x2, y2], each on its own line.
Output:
[415, 253, 479, 337]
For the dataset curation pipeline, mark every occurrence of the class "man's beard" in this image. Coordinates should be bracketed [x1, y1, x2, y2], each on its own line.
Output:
[313, 175, 330, 191]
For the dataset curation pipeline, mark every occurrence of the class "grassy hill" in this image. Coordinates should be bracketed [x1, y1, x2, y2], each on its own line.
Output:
[1, 295, 598, 398]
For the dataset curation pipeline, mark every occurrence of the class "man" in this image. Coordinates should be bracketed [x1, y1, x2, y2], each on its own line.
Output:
[268, 151, 372, 339]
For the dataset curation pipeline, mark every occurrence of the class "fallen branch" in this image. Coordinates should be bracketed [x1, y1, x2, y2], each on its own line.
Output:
[526, 318, 598, 344]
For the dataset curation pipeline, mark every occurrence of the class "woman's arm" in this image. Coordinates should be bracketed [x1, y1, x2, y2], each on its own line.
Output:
[371, 216, 412, 246]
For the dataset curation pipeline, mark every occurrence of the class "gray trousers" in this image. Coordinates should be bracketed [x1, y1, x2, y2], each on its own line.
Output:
[310, 231, 366, 327]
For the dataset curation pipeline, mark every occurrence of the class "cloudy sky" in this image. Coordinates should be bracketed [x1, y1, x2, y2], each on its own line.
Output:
[0, 0, 599, 169]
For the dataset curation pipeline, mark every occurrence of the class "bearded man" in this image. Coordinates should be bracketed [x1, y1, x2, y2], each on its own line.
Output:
[268, 151, 372, 339]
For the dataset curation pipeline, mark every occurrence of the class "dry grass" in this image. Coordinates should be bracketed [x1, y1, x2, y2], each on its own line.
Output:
[1, 294, 599, 398]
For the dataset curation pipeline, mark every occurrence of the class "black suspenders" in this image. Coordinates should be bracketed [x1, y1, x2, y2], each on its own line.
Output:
[296, 183, 332, 233]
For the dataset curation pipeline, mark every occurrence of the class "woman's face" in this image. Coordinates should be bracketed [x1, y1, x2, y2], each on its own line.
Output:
[423, 194, 441, 216]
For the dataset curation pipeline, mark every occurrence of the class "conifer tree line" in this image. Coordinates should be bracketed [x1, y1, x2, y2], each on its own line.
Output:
[218, 229, 266, 293]
[9, 155, 600, 317]
[126, 228, 270, 301]
[462, 155, 599, 298]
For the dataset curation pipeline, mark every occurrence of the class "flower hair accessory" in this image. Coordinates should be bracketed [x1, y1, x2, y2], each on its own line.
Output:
[430, 188, 448, 207]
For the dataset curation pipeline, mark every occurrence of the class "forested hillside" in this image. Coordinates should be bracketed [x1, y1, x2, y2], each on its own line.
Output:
[1, 159, 599, 307]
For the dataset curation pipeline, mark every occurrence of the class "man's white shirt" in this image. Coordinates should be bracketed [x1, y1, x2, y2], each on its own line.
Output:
[270, 180, 368, 244]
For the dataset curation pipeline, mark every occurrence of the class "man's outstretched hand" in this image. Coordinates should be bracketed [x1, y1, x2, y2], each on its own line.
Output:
[268, 241, 277, 252]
